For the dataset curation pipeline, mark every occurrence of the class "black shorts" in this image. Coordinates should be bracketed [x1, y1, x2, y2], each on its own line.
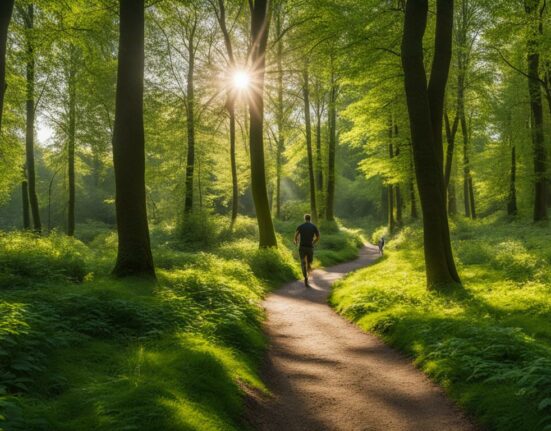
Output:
[299, 246, 314, 264]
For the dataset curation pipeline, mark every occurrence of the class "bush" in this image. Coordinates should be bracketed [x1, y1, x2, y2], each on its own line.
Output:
[0, 232, 88, 288]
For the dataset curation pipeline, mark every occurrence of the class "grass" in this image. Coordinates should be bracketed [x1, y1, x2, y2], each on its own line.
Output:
[0, 215, 362, 431]
[330, 216, 551, 431]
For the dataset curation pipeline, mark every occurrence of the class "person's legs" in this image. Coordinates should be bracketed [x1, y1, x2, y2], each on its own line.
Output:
[299, 247, 308, 280]
[306, 248, 314, 274]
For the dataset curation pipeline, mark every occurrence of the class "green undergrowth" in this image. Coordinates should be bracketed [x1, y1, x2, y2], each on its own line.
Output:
[0, 215, 361, 430]
[330, 217, 551, 431]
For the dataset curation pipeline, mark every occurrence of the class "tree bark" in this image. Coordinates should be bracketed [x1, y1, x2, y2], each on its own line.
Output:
[401, 0, 461, 289]
[0, 0, 14, 133]
[249, 0, 277, 247]
[67, 46, 77, 236]
[215, 0, 239, 225]
[388, 117, 395, 232]
[314, 95, 324, 220]
[507, 145, 517, 216]
[184, 19, 197, 214]
[274, 5, 284, 219]
[22, 4, 40, 233]
[112, 0, 155, 278]
[303, 67, 318, 224]
[325, 66, 337, 221]
[21, 177, 30, 229]
[525, 0, 547, 221]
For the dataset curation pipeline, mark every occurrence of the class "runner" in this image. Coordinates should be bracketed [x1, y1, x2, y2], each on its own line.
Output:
[293, 214, 320, 287]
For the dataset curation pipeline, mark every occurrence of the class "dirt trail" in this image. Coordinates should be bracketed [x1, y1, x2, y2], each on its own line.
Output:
[247, 245, 477, 431]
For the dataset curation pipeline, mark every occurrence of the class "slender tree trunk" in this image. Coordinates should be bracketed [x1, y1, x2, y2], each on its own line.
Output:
[184, 22, 197, 214]
[215, 0, 239, 225]
[525, 0, 547, 221]
[444, 112, 458, 189]
[22, 177, 30, 229]
[67, 46, 77, 236]
[303, 67, 318, 224]
[507, 145, 517, 216]
[448, 179, 457, 215]
[23, 5, 40, 233]
[410, 181, 417, 219]
[325, 66, 337, 221]
[394, 128, 403, 226]
[460, 111, 475, 218]
[112, 0, 155, 278]
[228, 96, 239, 223]
[275, 6, 284, 219]
[249, 0, 277, 247]
[0, 0, 14, 133]
[401, 0, 461, 289]
[315, 102, 324, 219]
[388, 118, 395, 232]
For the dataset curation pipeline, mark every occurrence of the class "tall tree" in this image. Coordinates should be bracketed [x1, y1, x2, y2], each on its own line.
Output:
[0, 0, 14, 133]
[112, 0, 155, 278]
[303, 66, 318, 223]
[20, 4, 41, 233]
[212, 0, 239, 225]
[248, 0, 277, 247]
[401, 0, 461, 288]
[184, 14, 198, 214]
[67, 45, 78, 236]
[525, 0, 547, 221]
[325, 57, 337, 221]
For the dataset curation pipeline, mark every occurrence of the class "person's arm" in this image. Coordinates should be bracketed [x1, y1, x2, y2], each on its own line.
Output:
[313, 228, 320, 245]
[294, 228, 300, 245]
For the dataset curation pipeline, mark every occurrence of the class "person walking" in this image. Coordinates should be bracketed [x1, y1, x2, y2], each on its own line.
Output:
[294, 214, 320, 287]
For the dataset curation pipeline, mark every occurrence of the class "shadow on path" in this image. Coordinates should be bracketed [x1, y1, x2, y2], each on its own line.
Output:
[246, 245, 478, 431]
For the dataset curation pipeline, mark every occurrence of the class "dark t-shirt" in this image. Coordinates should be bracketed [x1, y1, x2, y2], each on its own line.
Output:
[296, 222, 320, 247]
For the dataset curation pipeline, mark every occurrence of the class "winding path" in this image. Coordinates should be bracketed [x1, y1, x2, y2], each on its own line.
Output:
[247, 245, 477, 431]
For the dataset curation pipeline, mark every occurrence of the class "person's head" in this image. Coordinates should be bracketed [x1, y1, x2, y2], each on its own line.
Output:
[304, 214, 311, 222]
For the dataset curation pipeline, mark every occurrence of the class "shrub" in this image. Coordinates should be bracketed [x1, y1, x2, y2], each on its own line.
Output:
[0, 232, 88, 288]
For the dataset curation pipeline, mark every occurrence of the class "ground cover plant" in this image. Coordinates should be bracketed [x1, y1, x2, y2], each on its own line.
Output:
[0, 216, 360, 430]
[331, 217, 551, 431]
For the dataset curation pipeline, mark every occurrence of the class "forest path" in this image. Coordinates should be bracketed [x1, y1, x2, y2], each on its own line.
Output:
[246, 245, 477, 431]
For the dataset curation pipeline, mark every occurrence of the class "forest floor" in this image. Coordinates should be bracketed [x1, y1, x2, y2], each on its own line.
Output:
[247, 245, 476, 431]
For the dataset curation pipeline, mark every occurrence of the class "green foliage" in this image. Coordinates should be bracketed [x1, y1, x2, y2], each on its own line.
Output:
[0, 232, 88, 288]
[0, 218, 360, 430]
[331, 219, 551, 431]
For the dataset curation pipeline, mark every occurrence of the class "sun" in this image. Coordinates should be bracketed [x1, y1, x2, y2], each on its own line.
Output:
[232, 70, 251, 90]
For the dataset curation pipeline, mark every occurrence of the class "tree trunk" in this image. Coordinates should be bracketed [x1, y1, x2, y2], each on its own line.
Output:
[394, 129, 403, 226]
[315, 101, 324, 220]
[0, 0, 14, 133]
[410, 180, 418, 219]
[23, 5, 40, 233]
[275, 6, 284, 219]
[22, 177, 30, 229]
[448, 179, 457, 215]
[215, 0, 239, 225]
[401, 0, 461, 289]
[67, 46, 77, 236]
[444, 112, 458, 189]
[459, 111, 475, 219]
[112, 0, 155, 278]
[249, 0, 277, 247]
[507, 145, 517, 216]
[388, 119, 395, 232]
[303, 67, 318, 224]
[525, 0, 547, 221]
[228, 96, 239, 223]
[184, 21, 197, 214]
[325, 67, 337, 221]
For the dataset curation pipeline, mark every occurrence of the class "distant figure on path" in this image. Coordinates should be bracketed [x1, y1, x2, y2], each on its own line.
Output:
[378, 237, 385, 255]
[294, 214, 320, 288]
